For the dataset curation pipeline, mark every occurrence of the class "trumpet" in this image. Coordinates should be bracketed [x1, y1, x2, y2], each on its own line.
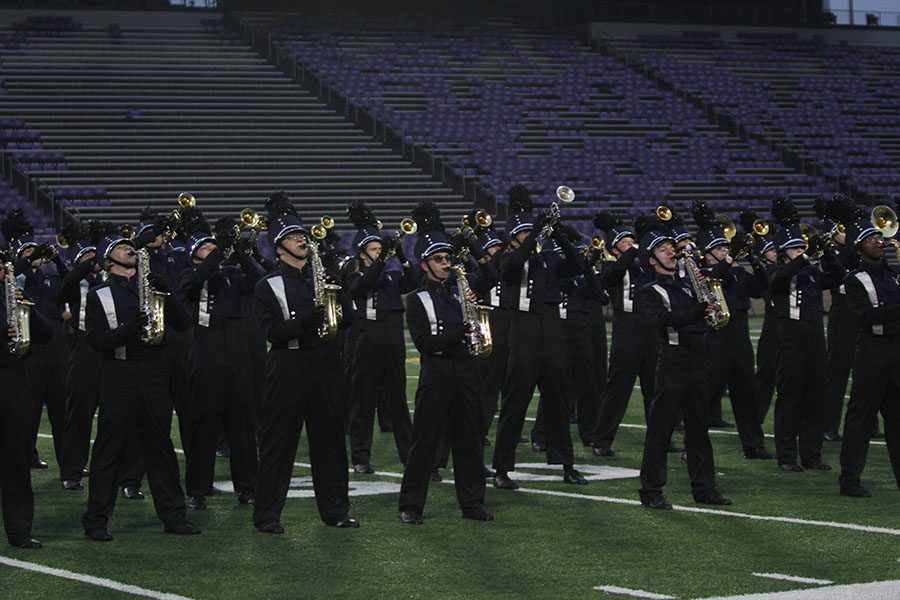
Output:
[310, 216, 334, 241]
[383, 218, 417, 261]
[463, 210, 492, 231]
[177, 192, 195, 209]
[56, 232, 70, 249]
[120, 224, 135, 240]
[656, 205, 672, 222]
[871, 205, 900, 252]
[583, 235, 615, 266]
[164, 193, 197, 241]
[240, 208, 268, 230]
[752, 219, 770, 236]
[556, 185, 576, 203]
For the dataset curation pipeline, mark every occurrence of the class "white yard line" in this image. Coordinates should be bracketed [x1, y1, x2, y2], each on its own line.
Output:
[751, 573, 832, 585]
[593, 584, 675, 598]
[0, 556, 193, 600]
[699, 579, 900, 599]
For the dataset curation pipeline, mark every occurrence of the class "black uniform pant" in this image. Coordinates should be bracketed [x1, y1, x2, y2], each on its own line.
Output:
[59, 331, 102, 482]
[400, 353, 486, 515]
[0, 360, 36, 545]
[478, 307, 511, 438]
[774, 318, 826, 465]
[532, 311, 599, 446]
[164, 328, 192, 452]
[348, 313, 412, 465]
[185, 320, 258, 498]
[639, 340, 716, 501]
[839, 336, 900, 490]
[706, 311, 767, 452]
[253, 346, 350, 527]
[26, 318, 68, 465]
[589, 301, 608, 434]
[82, 359, 187, 533]
[593, 311, 658, 450]
[493, 307, 574, 471]
[754, 312, 778, 423]
[822, 310, 858, 435]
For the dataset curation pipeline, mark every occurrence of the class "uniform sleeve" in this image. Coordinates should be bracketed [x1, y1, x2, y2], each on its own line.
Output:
[180, 248, 224, 300]
[769, 255, 809, 291]
[599, 246, 637, 288]
[236, 254, 265, 294]
[745, 262, 769, 298]
[638, 284, 707, 329]
[405, 292, 465, 355]
[346, 259, 386, 298]
[818, 253, 847, 290]
[467, 261, 500, 296]
[253, 278, 304, 345]
[500, 233, 538, 282]
[27, 305, 55, 345]
[555, 236, 587, 278]
[843, 273, 900, 325]
[163, 293, 191, 332]
[60, 259, 93, 304]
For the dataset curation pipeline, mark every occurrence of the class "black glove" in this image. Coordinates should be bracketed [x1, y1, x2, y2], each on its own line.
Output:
[123, 311, 149, 336]
[806, 235, 824, 258]
[217, 229, 238, 252]
[152, 216, 167, 237]
[381, 235, 398, 255]
[234, 235, 253, 257]
[730, 236, 749, 258]
[393, 239, 407, 263]
[748, 253, 764, 271]
[31, 243, 52, 263]
[822, 243, 838, 263]
[147, 272, 170, 293]
[301, 305, 326, 330]
[467, 239, 485, 261]
[533, 212, 552, 233]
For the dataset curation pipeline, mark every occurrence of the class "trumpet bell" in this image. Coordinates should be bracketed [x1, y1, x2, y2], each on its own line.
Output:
[800, 223, 819, 245]
[310, 224, 328, 240]
[56, 233, 69, 249]
[240, 208, 260, 228]
[400, 218, 417, 235]
[656, 205, 672, 222]
[556, 185, 575, 203]
[120, 224, 135, 240]
[716, 214, 737, 241]
[321, 215, 334, 229]
[872, 205, 899, 239]
[591, 236, 604, 250]
[752, 219, 769, 236]
[177, 192, 195, 208]
[475, 210, 492, 228]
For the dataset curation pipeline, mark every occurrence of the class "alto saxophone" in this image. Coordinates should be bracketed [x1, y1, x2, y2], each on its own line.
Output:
[450, 264, 493, 357]
[677, 246, 730, 330]
[5, 261, 34, 357]
[136, 248, 168, 345]
[309, 239, 342, 339]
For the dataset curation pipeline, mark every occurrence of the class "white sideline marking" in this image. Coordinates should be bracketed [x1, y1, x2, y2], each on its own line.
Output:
[593, 584, 675, 598]
[700, 579, 900, 599]
[751, 573, 832, 585]
[0, 556, 193, 600]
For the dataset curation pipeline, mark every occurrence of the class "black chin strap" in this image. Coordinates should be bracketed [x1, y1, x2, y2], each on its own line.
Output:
[108, 256, 136, 270]
[280, 244, 306, 262]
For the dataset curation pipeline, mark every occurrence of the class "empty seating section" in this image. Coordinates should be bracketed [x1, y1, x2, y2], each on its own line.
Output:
[607, 31, 900, 199]
[0, 16, 465, 228]
[242, 10, 831, 225]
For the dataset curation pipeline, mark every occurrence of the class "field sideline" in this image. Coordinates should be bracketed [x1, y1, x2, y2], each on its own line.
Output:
[1, 319, 898, 599]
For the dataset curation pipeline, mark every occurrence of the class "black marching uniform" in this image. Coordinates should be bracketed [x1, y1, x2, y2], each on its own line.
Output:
[638, 272, 719, 503]
[822, 244, 860, 438]
[0, 281, 54, 547]
[769, 253, 845, 468]
[400, 275, 488, 519]
[181, 247, 262, 502]
[58, 258, 104, 485]
[252, 261, 353, 529]
[477, 250, 510, 440]
[593, 247, 657, 453]
[839, 259, 900, 493]
[82, 270, 194, 537]
[754, 267, 779, 423]
[344, 256, 416, 468]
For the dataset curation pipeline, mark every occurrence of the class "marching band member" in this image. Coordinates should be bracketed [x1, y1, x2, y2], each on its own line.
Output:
[344, 200, 416, 475]
[691, 201, 773, 459]
[399, 203, 492, 524]
[637, 217, 730, 509]
[838, 214, 900, 496]
[491, 184, 587, 490]
[0, 250, 55, 548]
[768, 197, 845, 473]
[58, 221, 109, 491]
[252, 196, 357, 534]
[181, 214, 262, 510]
[82, 231, 198, 541]
[591, 211, 658, 458]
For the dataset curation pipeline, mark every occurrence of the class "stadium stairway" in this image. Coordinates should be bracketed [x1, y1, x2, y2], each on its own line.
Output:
[0, 18, 468, 229]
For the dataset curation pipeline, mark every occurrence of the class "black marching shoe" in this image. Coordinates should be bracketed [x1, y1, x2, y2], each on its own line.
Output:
[823, 431, 843, 442]
[493, 471, 519, 490]
[353, 463, 375, 475]
[429, 469, 443, 482]
[237, 492, 256, 506]
[462, 508, 494, 522]
[85, 529, 113, 542]
[592, 446, 615, 458]
[256, 521, 285, 534]
[641, 496, 673, 510]
[802, 460, 832, 471]
[329, 517, 360, 528]
[121, 487, 144, 500]
[9, 537, 42, 549]
[531, 441, 546, 452]
[744, 448, 776, 460]
[186, 495, 207, 510]
[695, 492, 732, 506]
[62, 480, 83, 491]
[778, 462, 804, 472]
[30, 458, 49, 470]
[840, 484, 872, 498]
[399, 510, 423, 525]
[482, 465, 496, 479]
[165, 521, 201, 535]
[563, 468, 588, 485]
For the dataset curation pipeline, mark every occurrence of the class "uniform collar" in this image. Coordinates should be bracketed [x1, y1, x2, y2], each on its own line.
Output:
[108, 273, 137, 290]
[653, 272, 677, 285]
[861, 259, 887, 274]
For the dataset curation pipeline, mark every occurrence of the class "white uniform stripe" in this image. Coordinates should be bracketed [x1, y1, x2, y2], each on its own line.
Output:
[78, 280, 89, 331]
[854, 271, 883, 335]
[365, 291, 377, 320]
[266, 276, 299, 350]
[622, 269, 633, 312]
[651, 284, 679, 346]
[788, 278, 800, 320]
[517, 260, 531, 312]
[416, 291, 439, 335]
[95, 287, 126, 360]
[197, 281, 210, 328]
